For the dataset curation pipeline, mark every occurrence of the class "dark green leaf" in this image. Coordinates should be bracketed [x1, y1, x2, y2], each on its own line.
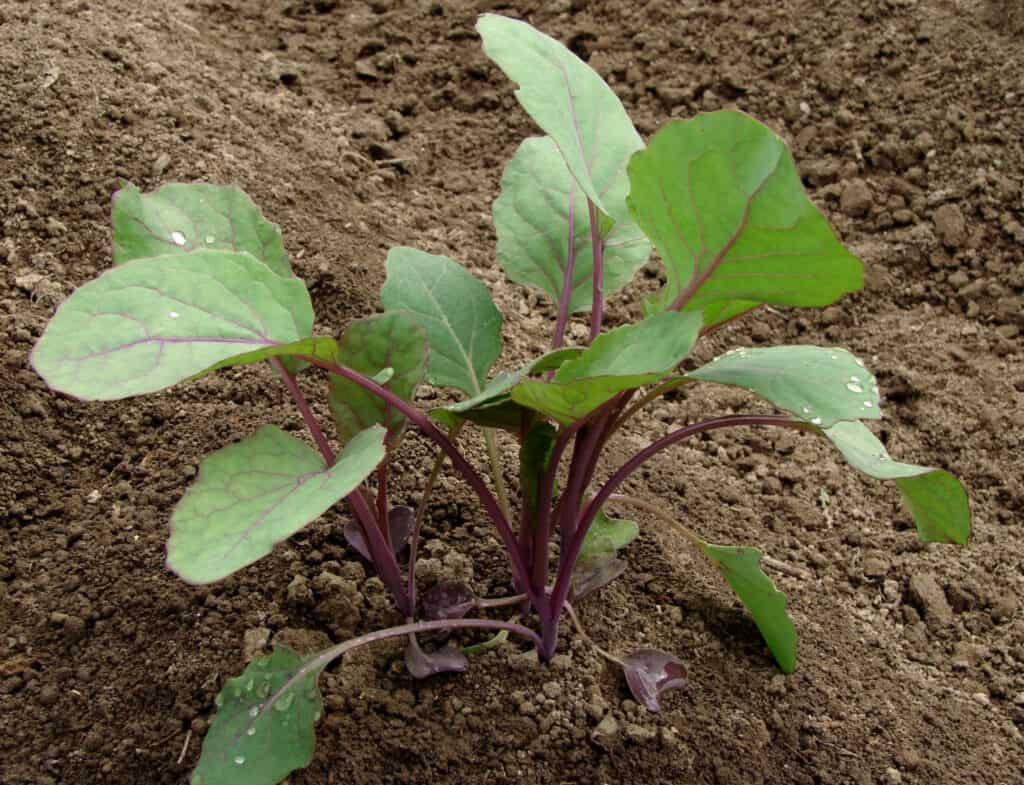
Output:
[627, 111, 863, 325]
[494, 136, 649, 312]
[699, 542, 797, 673]
[329, 311, 427, 447]
[520, 422, 558, 511]
[31, 251, 315, 400]
[113, 183, 292, 277]
[191, 647, 323, 785]
[821, 420, 971, 544]
[477, 15, 643, 218]
[380, 247, 501, 396]
[689, 345, 880, 427]
[167, 425, 386, 583]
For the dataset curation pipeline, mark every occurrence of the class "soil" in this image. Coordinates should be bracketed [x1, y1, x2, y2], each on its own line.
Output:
[2, 1, 1023, 784]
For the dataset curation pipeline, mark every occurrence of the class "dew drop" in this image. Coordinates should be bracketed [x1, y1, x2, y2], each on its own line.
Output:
[234, 755, 245, 766]
[830, 354, 838, 360]
[245, 678, 254, 692]
[854, 358, 865, 367]
[256, 681, 271, 698]
[863, 401, 873, 408]
[273, 693, 295, 712]
[811, 417, 822, 425]
[169, 311, 180, 319]
[204, 235, 215, 244]
[801, 406, 812, 414]
[246, 726, 256, 736]
[214, 694, 224, 708]
[849, 375, 860, 382]
[313, 710, 321, 722]
[248, 706, 259, 718]
[846, 382, 863, 393]
[170, 231, 186, 246]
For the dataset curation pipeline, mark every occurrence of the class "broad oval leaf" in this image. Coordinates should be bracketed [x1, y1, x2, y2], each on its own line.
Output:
[699, 542, 797, 673]
[689, 345, 880, 427]
[113, 182, 293, 277]
[31, 251, 315, 400]
[494, 136, 649, 312]
[167, 425, 386, 584]
[627, 111, 863, 324]
[477, 14, 644, 218]
[620, 649, 687, 712]
[821, 420, 970, 545]
[405, 635, 469, 679]
[192, 646, 323, 785]
[381, 247, 502, 396]
[329, 311, 427, 447]
[512, 311, 703, 424]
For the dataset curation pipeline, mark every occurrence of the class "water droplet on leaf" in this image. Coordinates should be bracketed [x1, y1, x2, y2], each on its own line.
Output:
[169, 311, 180, 319]
[811, 417, 822, 425]
[204, 235, 215, 244]
[849, 375, 860, 382]
[313, 710, 321, 722]
[214, 694, 223, 707]
[170, 231, 186, 246]
[846, 382, 863, 393]
[801, 406, 812, 414]
[863, 401, 873, 408]
[248, 706, 259, 718]
[244, 679, 254, 692]
[246, 726, 256, 736]
[273, 693, 294, 712]
[234, 755, 245, 765]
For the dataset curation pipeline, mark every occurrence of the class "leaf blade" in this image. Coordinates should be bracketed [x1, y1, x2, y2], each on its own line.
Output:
[627, 111, 863, 325]
[167, 425, 386, 583]
[380, 247, 502, 396]
[31, 251, 315, 400]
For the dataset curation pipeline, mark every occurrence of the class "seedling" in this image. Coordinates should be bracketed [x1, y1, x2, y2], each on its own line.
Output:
[29, 15, 971, 785]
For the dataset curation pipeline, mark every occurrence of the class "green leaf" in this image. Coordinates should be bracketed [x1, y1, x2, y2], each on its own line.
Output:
[520, 422, 558, 512]
[699, 542, 797, 673]
[380, 247, 502, 396]
[31, 251, 315, 400]
[198, 336, 338, 376]
[511, 311, 702, 424]
[820, 420, 971, 545]
[689, 345, 880, 427]
[477, 14, 643, 218]
[494, 136, 650, 312]
[577, 510, 640, 569]
[112, 183, 293, 278]
[627, 111, 863, 325]
[429, 347, 583, 430]
[167, 425, 386, 583]
[192, 647, 323, 785]
[329, 312, 427, 447]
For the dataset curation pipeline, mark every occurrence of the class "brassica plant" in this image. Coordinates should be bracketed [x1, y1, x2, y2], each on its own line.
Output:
[29, 15, 970, 785]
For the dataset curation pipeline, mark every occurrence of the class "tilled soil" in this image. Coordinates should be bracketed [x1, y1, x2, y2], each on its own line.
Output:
[1, 1, 1022, 784]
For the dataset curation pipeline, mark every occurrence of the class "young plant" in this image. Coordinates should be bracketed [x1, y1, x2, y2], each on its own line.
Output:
[29, 14, 971, 785]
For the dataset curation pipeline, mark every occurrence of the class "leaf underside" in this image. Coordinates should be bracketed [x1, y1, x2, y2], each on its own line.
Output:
[192, 647, 323, 785]
[380, 247, 502, 397]
[31, 251, 315, 400]
[167, 425, 386, 584]
[573, 509, 639, 599]
[821, 420, 971, 544]
[689, 345, 880, 428]
[627, 111, 863, 325]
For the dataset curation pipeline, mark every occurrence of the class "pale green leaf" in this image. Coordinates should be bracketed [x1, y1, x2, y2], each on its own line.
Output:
[700, 542, 797, 673]
[821, 420, 970, 544]
[477, 14, 643, 217]
[494, 136, 649, 311]
[511, 311, 702, 424]
[577, 510, 639, 569]
[167, 425, 386, 583]
[627, 111, 863, 325]
[329, 312, 427, 447]
[31, 251, 315, 400]
[192, 647, 322, 785]
[689, 345, 880, 427]
[112, 183, 292, 277]
[380, 247, 501, 396]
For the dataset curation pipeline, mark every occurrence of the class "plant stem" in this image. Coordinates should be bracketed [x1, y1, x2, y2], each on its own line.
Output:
[346, 486, 411, 617]
[552, 181, 578, 351]
[376, 462, 390, 548]
[270, 357, 335, 465]
[544, 414, 804, 654]
[564, 600, 622, 667]
[587, 198, 604, 342]
[297, 354, 537, 609]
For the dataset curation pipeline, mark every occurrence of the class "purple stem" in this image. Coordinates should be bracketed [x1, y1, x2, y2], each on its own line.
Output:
[541, 414, 802, 657]
[551, 182, 578, 352]
[298, 354, 538, 610]
[376, 462, 391, 549]
[270, 357, 335, 465]
[347, 487, 411, 617]
[587, 198, 604, 342]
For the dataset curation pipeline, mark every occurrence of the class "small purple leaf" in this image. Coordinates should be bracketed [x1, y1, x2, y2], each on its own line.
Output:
[620, 648, 687, 712]
[572, 557, 627, 601]
[405, 634, 468, 679]
[343, 505, 414, 561]
[422, 581, 476, 620]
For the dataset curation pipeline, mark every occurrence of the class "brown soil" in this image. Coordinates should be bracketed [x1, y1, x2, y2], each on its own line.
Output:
[2, 1, 1023, 784]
